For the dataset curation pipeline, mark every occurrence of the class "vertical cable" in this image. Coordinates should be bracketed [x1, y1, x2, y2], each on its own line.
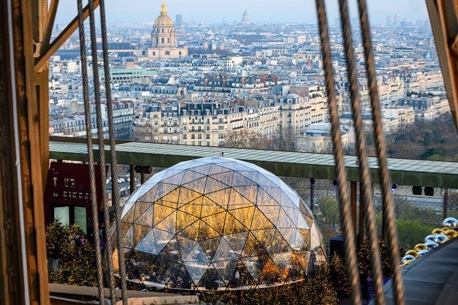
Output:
[77, 0, 104, 303]
[338, 1, 385, 304]
[87, 0, 116, 303]
[357, 1, 405, 304]
[315, 1, 361, 304]
[7, 0, 31, 303]
[98, 0, 128, 303]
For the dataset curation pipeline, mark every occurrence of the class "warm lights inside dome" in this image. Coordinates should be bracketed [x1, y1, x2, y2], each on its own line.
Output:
[113, 157, 326, 291]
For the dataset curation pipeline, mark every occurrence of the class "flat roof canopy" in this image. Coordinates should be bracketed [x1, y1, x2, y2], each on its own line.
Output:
[49, 138, 458, 188]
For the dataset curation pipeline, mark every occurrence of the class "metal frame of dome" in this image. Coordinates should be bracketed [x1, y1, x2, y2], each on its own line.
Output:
[113, 157, 326, 291]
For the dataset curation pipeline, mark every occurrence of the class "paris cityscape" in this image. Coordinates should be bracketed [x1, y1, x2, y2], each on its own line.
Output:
[48, 1, 447, 154]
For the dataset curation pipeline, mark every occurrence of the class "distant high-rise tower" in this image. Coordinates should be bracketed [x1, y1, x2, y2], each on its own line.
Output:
[386, 16, 392, 27]
[175, 14, 183, 28]
[393, 14, 398, 26]
[241, 10, 250, 25]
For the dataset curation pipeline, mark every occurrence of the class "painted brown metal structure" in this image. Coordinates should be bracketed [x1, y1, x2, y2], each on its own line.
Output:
[1, 1, 99, 305]
[1, 1, 49, 305]
[0, 0, 458, 305]
[426, 0, 458, 131]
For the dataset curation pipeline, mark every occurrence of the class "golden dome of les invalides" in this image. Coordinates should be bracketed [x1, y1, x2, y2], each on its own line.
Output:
[154, 0, 174, 27]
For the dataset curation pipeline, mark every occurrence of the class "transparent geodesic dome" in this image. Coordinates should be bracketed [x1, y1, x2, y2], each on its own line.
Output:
[112, 157, 326, 290]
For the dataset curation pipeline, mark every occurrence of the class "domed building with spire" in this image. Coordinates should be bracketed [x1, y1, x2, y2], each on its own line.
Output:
[146, 0, 187, 59]
[241, 10, 250, 25]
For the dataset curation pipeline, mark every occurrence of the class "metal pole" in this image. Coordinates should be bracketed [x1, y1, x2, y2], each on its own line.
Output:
[351, 181, 357, 232]
[130, 165, 136, 194]
[358, 183, 365, 245]
[444, 188, 449, 220]
[141, 172, 146, 185]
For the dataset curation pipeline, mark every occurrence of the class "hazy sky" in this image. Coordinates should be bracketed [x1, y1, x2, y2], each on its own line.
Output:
[55, 0, 429, 25]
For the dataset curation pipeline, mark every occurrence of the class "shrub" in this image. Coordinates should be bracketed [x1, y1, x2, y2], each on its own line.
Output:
[46, 221, 98, 286]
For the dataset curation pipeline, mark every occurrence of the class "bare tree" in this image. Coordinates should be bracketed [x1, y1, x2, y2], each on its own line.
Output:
[223, 130, 272, 149]
[272, 125, 296, 151]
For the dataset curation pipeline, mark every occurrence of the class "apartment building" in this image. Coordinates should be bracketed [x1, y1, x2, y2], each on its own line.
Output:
[50, 100, 135, 139]
[277, 85, 329, 137]
[149, 100, 280, 146]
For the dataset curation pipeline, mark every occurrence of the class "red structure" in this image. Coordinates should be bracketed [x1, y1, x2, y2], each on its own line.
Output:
[44, 162, 105, 234]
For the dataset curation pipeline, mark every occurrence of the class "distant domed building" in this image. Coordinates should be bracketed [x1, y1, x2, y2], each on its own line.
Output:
[146, 0, 187, 59]
[241, 10, 250, 25]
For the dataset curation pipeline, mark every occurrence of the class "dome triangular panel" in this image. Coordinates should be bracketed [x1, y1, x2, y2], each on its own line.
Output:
[180, 201, 203, 219]
[208, 171, 234, 186]
[136, 184, 158, 204]
[155, 210, 176, 233]
[135, 228, 174, 255]
[250, 208, 274, 230]
[177, 235, 198, 261]
[190, 164, 213, 175]
[232, 171, 258, 187]
[177, 187, 202, 206]
[228, 188, 254, 209]
[202, 211, 226, 235]
[181, 170, 207, 185]
[222, 213, 248, 235]
[204, 191, 230, 212]
[228, 207, 255, 229]
[135, 205, 154, 227]
[204, 176, 231, 194]
[176, 210, 199, 232]
[152, 183, 180, 201]
[134, 201, 153, 222]
[232, 185, 258, 203]
[160, 169, 185, 184]
[181, 176, 207, 194]
[276, 208, 296, 228]
[133, 224, 152, 245]
[198, 236, 221, 260]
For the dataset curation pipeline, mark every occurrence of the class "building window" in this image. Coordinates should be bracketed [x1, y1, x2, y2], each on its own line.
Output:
[165, 51, 170, 55]
[167, 38, 170, 43]
[153, 52, 156, 56]
[162, 38, 164, 43]
[162, 29, 164, 33]
[179, 51, 182, 56]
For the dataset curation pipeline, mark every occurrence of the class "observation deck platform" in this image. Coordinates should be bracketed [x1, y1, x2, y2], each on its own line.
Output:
[49, 137, 458, 188]
[372, 237, 458, 305]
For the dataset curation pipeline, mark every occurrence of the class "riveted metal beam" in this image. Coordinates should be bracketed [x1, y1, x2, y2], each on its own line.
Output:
[2, 1, 51, 305]
[35, 0, 100, 73]
[40, 0, 60, 57]
[1, 2, 25, 304]
[426, 0, 458, 131]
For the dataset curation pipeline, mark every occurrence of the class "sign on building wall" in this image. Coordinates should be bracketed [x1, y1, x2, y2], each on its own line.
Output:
[44, 162, 106, 235]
